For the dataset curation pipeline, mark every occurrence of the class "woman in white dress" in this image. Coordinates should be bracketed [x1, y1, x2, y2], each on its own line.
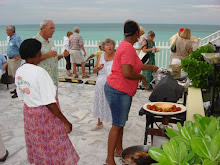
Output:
[91, 38, 115, 131]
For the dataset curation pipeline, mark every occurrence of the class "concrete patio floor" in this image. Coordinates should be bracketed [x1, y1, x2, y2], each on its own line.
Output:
[0, 71, 156, 165]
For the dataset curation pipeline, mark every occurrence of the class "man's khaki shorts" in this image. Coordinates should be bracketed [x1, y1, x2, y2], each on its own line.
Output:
[8, 58, 21, 78]
[69, 50, 85, 64]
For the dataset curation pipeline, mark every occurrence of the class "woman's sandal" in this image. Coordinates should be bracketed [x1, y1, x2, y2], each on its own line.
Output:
[74, 75, 79, 78]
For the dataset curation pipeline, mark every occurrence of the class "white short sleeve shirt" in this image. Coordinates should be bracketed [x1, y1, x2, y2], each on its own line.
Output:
[15, 64, 56, 107]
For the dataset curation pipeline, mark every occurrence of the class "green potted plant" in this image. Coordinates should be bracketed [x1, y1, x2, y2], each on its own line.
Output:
[148, 114, 220, 165]
[181, 45, 214, 89]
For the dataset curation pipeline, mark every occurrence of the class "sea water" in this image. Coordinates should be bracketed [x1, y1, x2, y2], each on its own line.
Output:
[0, 23, 219, 43]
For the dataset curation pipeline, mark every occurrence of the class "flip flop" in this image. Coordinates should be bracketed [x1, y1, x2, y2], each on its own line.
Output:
[74, 75, 79, 78]
[82, 75, 90, 79]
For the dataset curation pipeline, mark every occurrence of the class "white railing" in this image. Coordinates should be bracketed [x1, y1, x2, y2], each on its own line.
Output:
[0, 39, 171, 69]
[200, 30, 220, 46]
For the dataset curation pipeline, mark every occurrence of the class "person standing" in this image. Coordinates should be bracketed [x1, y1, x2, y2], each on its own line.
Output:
[0, 131, 9, 162]
[141, 31, 158, 90]
[69, 26, 90, 79]
[170, 28, 193, 63]
[91, 38, 115, 131]
[104, 20, 158, 165]
[63, 31, 73, 76]
[34, 19, 69, 95]
[0, 53, 7, 78]
[15, 38, 79, 164]
[6, 25, 22, 98]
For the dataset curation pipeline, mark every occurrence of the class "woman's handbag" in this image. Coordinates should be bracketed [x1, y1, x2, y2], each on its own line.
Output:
[171, 38, 178, 53]
[138, 44, 150, 64]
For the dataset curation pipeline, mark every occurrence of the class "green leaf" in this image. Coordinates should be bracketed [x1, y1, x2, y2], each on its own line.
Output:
[202, 159, 218, 165]
[165, 127, 180, 138]
[205, 116, 217, 137]
[149, 147, 165, 162]
[180, 127, 192, 140]
[162, 140, 178, 163]
[182, 151, 195, 163]
[209, 130, 220, 161]
[200, 117, 211, 130]
[172, 136, 191, 150]
[191, 137, 211, 159]
[193, 123, 205, 137]
[176, 141, 188, 164]
[194, 114, 204, 123]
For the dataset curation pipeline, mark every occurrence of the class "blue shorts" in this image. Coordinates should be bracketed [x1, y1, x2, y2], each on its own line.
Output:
[104, 82, 132, 127]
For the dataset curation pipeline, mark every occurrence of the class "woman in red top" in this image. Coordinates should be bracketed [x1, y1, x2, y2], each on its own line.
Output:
[104, 20, 158, 165]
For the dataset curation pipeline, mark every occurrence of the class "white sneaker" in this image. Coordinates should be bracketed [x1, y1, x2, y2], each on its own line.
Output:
[90, 124, 103, 131]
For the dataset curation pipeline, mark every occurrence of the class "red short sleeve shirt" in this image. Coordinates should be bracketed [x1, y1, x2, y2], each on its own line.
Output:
[107, 41, 143, 96]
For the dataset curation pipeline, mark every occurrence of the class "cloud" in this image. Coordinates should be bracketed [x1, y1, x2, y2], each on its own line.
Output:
[192, 4, 220, 8]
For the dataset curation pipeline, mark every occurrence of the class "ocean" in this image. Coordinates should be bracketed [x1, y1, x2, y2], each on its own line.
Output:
[0, 23, 220, 43]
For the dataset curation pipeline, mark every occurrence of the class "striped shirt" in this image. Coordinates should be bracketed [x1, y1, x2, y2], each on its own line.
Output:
[69, 32, 83, 50]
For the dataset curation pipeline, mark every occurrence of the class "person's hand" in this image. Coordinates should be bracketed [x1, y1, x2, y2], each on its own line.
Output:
[47, 50, 57, 58]
[83, 52, 87, 57]
[62, 49, 69, 57]
[152, 47, 157, 51]
[2, 66, 6, 72]
[14, 56, 21, 60]
[64, 121, 72, 133]
[141, 76, 147, 87]
[153, 66, 159, 73]
[97, 64, 104, 71]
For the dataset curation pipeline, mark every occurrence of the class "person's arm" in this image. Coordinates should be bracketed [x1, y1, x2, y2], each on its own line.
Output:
[86, 54, 95, 62]
[58, 50, 69, 61]
[142, 40, 157, 53]
[40, 51, 57, 61]
[122, 64, 147, 86]
[93, 55, 104, 73]
[80, 45, 87, 57]
[46, 103, 72, 133]
[142, 64, 159, 72]
[2, 62, 8, 71]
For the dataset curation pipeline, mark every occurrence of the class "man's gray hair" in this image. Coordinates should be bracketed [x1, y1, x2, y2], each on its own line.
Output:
[73, 27, 80, 33]
[6, 25, 15, 32]
[40, 19, 52, 30]
[102, 38, 116, 50]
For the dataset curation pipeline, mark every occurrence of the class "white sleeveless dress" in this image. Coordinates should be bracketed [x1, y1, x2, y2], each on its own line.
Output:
[93, 53, 113, 122]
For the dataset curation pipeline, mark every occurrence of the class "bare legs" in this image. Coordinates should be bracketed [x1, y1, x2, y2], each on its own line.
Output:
[72, 63, 78, 78]
[105, 125, 123, 165]
[72, 62, 89, 78]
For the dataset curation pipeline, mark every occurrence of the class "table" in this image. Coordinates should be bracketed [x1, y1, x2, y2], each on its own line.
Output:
[139, 108, 186, 145]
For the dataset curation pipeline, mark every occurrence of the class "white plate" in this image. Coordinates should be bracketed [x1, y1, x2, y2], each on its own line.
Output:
[143, 102, 186, 115]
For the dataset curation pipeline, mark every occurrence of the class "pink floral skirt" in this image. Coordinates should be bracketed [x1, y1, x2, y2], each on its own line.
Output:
[23, 100, 79, 165]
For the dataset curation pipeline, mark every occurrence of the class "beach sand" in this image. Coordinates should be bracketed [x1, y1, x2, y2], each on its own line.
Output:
[0, 71, 156, 165]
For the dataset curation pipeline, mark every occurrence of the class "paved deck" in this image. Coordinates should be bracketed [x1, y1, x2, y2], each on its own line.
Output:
[0, 71, 154, 165]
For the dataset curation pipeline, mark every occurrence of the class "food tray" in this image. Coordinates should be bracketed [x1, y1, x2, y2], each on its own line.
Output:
[143, 102, 186, 115]
[202, 53, 220, 64]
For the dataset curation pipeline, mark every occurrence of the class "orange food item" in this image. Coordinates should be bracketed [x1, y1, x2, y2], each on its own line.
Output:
[146, 103, 182, 113]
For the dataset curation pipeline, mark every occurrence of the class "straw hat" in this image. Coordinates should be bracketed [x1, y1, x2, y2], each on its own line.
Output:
[98, 41, 103, 47]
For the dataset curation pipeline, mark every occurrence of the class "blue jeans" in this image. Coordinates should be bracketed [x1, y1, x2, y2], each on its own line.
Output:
[104, 82, 132, 127]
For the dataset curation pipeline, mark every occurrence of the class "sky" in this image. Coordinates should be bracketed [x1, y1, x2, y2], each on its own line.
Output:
[0, 0, 220, 25]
